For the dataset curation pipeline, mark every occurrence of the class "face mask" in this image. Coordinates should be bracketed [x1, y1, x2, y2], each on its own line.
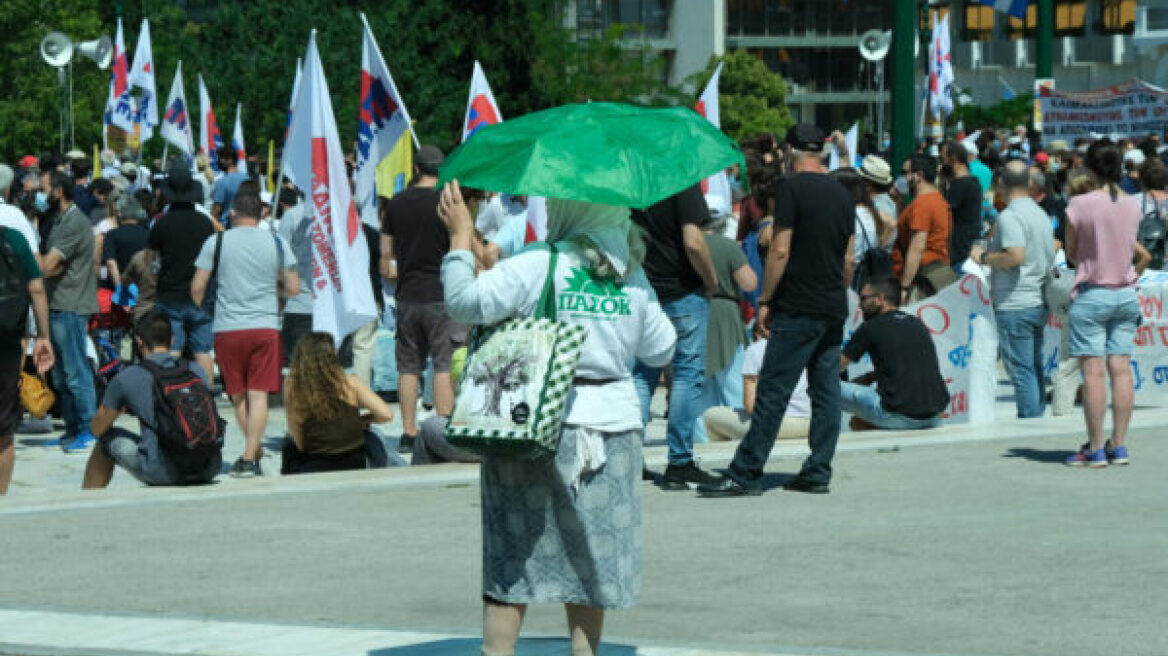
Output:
[895, 176, 910, 197]
[34, 192, 48, 213]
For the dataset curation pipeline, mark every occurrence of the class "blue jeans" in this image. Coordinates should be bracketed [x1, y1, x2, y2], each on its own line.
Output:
[693, 344, 745, 444]
[634, 293, 708, 466]
[50, 310, 97, 437]
[996, 305, 1048, 418]
[156, 300, 214, 355]
[728, 313, 843, 484]
[1067, 286, 1141, 357]
[840, 382, 941, 430]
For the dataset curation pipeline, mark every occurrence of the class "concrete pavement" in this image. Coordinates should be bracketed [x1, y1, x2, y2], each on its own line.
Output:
[2, 401, 1167, 656]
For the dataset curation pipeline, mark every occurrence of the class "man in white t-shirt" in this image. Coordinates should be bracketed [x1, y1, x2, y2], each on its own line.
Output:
[701, 338, 811, 443]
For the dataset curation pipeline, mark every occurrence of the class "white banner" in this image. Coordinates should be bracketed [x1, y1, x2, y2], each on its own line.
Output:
[1039, 80, 1168, 145]
[846, 275, 998, 425]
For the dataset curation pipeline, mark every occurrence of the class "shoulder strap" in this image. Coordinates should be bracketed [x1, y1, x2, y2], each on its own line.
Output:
[856, 214, 873, 250]
[535, 243, 559, 321]
[210, 232, 225, 280]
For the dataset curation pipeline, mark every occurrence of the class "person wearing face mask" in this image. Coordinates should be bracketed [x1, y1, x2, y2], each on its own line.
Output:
[838, 277, 949, 430]
[893, 155, 953, 302]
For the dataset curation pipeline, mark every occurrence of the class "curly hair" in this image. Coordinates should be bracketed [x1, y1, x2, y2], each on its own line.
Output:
[287, 332, 352, 422]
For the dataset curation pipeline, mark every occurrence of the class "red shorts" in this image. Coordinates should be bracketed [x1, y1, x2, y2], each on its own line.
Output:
[214, 329, 282, 395]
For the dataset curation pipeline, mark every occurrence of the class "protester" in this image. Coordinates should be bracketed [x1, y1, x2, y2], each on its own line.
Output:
[1030, 166, 1068, 251]
[379, 145, 462, 454]
[694, 194, 756, 442]
[894, 154, 953, 302]
[840, 278, 949, 430]
[71, 160, 96, 216]
[42, 171, 99, 453]
[833, 167, 893, 292]
[630, 183, 719, 489]
[967, 141, 993, 194]
[210, 150, 250, 226]
[857, 154, 897, 231]
[1135, 157, 1168, 270]
[276, 188, 314, 364]
[437, 181, 675, 656]
[103, 195, 150, 289]
[701, 337, 811, 443]
[941, 140, 984, 269]
[1064, 141, 1150, 467]
[87, 178, 114, 226]
[281, 333, 391, 475]
[0, 165, 41, 262]
[81, 310, 222, 488]
[347, 221, 384, 386]
[0, 221, 54, 495]
[1120, 148, 1144, 195]
[699, 123, 854, 497]
[192, 190, 298, 477]
[968, 161, 1056, 418]
[145, 165, 218, 380]
[1051, 172, 1098, 417]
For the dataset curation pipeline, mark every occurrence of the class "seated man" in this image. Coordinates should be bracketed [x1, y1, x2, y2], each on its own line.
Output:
[82, 311, 223, 488]
[701, 338, 811, 443]
[840, 277, 950, 430]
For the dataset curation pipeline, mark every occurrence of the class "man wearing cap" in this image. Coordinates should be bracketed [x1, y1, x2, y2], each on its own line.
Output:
[379, 145, 464, 454]
[41, 171, 99, 452]
[941, 140, 983, 268]
[103, 196, 150, 289]
[700, 124, 855, 497]
[144, 164, 219, 382]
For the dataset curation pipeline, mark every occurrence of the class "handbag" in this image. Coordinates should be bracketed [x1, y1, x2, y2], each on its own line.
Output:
[1043, 266, 1076, 316]
[20, 372, 55, 419]
[851, 216, 892, 293]
[446, 245, 589, 459]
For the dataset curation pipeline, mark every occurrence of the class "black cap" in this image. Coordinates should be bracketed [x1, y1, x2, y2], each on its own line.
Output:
[785, 123, 826, 153]
[416, 145, 445, 174]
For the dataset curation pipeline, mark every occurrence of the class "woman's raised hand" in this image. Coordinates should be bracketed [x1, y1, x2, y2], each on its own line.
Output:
[438, 179, 473, 237]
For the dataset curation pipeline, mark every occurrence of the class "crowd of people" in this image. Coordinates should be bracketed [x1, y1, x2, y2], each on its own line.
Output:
[1, 116, 1163, 653]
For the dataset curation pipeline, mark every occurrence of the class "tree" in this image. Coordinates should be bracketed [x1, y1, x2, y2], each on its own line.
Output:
[469, 349, 534, 418]
[949, 93, 1035, 133]
[685, 50, 795, 143]
[532, 24, 681, 107]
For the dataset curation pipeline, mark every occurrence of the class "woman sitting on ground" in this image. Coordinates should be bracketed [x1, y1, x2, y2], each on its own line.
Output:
[282, 333, 393, 474]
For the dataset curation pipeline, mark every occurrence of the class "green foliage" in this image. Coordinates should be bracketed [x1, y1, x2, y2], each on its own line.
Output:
[532, 24, 681, 106]
[949, 93, 1035, 132]
[0, 2, 106, 157]
[686, 50, 795, 143]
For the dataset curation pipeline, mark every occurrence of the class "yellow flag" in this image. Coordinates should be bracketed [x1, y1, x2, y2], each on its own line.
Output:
[93, 144, 101, 178]
[375, 132, 413, 201]
[267, 139, 275, 191]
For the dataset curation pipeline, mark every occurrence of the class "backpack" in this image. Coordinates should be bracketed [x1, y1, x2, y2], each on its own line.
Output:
[0, 228, 30, 336]
[851, 215, 893, 293]
[1138, 193, 1166, 271]
[139, 359, 226, 478]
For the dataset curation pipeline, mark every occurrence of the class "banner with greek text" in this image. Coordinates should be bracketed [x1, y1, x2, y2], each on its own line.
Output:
[1038, 80, 1168, 145]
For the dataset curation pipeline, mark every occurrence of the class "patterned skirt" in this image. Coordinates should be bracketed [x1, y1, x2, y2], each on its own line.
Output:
[480, 427, 642, 609]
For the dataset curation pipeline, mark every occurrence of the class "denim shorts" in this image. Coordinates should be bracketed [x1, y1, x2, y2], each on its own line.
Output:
[156, 300, 214, 355]
[1067, 286, 1142, 357]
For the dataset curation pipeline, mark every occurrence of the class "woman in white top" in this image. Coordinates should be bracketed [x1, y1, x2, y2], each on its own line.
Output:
[832, 168, 894, 290]
[437, 181, 676, 656]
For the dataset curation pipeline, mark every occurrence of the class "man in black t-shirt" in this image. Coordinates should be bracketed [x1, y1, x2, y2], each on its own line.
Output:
[941, 140, 983, 268]
[631, 184, 720, 489]
[839, 277, 950, 429]
[104, 196, 150, 289]
[379, 145, 463, 453]
[144, 166, 217, 381]
[700, 124, 855, 497]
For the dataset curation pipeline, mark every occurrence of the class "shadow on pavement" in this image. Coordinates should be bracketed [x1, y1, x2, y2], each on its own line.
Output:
[369, 637, 637, 655]
[1003, 447, 1076, 464]
[643, 467, 795, 492]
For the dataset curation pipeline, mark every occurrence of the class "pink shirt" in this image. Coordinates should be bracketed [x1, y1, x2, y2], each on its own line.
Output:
[1066, 189, 1139, 289]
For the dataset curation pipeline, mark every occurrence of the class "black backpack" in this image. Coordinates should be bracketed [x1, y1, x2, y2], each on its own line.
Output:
[0, 228, 30, 336]
[851, 216, 893, 293]
[139, 359, 225, 478]
[1138, 194, 1166, 271]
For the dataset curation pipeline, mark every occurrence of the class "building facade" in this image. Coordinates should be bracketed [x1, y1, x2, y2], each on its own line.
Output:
[565, 1, 1168, 132]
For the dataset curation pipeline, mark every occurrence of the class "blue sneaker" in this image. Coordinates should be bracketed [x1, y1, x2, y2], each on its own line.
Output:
[1066, 447, 1108, 468]
[1105, 441, 1130, 466]
[61, 432, 96, 454]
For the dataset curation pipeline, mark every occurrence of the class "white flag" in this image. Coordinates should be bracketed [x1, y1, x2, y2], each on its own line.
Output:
[695, 62, 731, 216]
[355, 13, 418, 228]
[929, 11, 955, 119]
[285, 31, 378, 341]
[462, 61, 502, 142]
[106, 18, 135, 133]
[160, 61, 194, 156]
[232, 104, 247, 171]
[129, 18, 158, 139]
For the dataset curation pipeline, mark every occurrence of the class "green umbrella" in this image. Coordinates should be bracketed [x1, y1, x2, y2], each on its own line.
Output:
[438, 101, 745, 209]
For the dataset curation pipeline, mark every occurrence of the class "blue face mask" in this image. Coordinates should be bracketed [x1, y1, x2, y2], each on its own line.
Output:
[34, 192, 49, 213]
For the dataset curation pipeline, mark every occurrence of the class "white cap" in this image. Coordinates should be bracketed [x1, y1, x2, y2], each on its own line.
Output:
[1124, 149, 1146, 166]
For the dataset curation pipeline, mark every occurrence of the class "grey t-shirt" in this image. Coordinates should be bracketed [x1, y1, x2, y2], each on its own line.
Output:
[46, 204, 98, 314]
[991, 197, 1055, 311]
[276, 203, 314, 315]
[102, 353, 213, 484]
[194, 226, 297, 333]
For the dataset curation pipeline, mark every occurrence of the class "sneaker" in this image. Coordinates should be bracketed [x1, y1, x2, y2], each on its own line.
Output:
[17, 416, 54, 434]
[782, 476, 831, 494]
[661, 461, 718, 491]
[60, 432, 96, 454]
[398, 434, 416, 454]
[696, 473, 763, 498]
[230, 458, 262, 478]
[1066, 447, 1108, 468]
[1104, 440, 1130, 466]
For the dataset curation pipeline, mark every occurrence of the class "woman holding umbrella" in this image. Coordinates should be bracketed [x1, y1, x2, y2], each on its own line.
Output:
[438, 179, 676, 656]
